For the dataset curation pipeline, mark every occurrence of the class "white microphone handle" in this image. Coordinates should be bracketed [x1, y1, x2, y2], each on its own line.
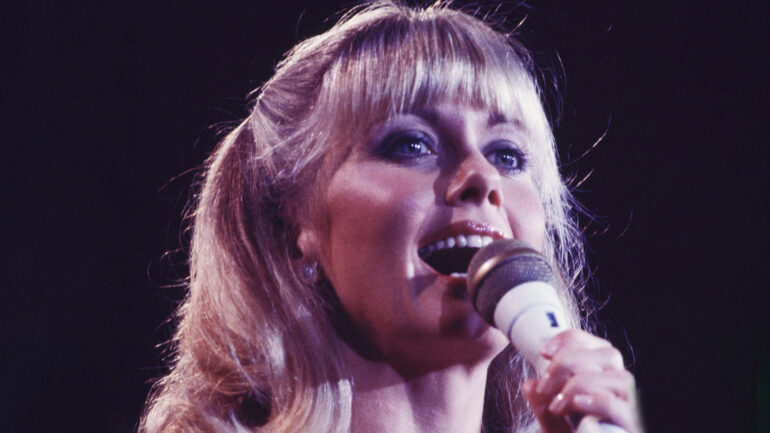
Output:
[492, 282, 628, 433]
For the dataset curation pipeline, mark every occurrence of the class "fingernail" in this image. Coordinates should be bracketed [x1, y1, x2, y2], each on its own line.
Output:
[548, 393, 567, 413]
[573, 394, 593, 409]
[536, 372, 549, 393]
[542, 338, 559, 357]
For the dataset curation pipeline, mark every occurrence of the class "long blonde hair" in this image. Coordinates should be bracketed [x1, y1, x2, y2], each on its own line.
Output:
[140, 2, 589, 432]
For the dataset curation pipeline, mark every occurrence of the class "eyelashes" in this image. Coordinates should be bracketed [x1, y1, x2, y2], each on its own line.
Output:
[485, 141, 529, 174]
[375, 131, 435, 161]
[374, 130, 529, 175]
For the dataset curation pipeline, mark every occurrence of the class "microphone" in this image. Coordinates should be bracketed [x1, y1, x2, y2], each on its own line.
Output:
[467, 238, 628, 433]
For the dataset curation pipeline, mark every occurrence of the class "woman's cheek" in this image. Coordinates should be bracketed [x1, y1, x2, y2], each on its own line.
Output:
[504, 180, 546, 250]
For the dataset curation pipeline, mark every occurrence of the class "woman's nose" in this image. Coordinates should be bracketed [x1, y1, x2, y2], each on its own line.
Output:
[445, 153, 502, 208]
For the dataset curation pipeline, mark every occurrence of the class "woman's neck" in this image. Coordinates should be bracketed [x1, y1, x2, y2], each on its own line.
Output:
[341, 342, 490, 433]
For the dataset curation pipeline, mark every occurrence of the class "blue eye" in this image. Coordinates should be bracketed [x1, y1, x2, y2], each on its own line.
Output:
[487, 143, 527, 173]
[378, 132, 434, 160]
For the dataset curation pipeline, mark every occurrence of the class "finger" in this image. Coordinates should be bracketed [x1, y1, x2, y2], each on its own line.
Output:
[546, 369, 635, 417]
[541, 329, 612, 360]
[568, 392, 641, 433]
[522, 380, 572, 433]
[537, 345, 625, 397]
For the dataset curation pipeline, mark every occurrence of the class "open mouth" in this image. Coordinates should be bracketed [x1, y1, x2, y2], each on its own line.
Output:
[418, 234, 494, 276]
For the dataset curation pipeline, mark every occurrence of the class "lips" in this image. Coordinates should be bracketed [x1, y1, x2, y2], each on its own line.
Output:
[418, 221, 506, 276]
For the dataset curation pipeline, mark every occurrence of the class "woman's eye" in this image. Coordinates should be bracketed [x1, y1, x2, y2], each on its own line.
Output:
[487, 144, 527, 173]
[378, 132, 434, 160]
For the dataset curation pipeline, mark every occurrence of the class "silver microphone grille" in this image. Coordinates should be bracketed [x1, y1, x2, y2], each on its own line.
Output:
[467, 239, 557, 325]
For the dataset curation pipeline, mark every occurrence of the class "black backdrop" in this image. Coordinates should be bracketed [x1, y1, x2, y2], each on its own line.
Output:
[3, 1, 767, 432]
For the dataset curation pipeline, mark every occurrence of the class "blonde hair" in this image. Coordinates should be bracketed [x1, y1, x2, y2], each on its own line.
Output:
[140, 2, 589, 432]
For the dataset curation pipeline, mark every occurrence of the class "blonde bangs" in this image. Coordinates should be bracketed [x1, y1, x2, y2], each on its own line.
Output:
[327, 9, 537, 124]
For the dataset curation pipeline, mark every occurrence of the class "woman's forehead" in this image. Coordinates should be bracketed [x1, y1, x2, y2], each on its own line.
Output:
[356, 98, 530, 142]
[403, 104, 524, 128]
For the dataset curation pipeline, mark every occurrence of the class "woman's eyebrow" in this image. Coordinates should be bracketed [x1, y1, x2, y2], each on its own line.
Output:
[406, 107, 522, 130]
[412, 107, 440, 125]
[488, 112, 507, 127]
[487, 111, 522, 129]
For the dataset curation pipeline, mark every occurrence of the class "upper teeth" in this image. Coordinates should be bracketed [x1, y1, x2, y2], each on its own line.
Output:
[418, 234, 494, 258]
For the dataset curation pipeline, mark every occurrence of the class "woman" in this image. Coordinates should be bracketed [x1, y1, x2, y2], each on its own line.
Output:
[140, 2, 641, 432]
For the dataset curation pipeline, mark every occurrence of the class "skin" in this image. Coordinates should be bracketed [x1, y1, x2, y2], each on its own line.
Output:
[298, 102, 641, 433]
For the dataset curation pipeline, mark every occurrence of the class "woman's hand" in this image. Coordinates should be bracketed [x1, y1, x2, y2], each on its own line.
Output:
[521, 329, 643, 433]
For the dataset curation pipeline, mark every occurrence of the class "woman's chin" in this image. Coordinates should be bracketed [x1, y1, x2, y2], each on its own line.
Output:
[405, 310, 510, 371]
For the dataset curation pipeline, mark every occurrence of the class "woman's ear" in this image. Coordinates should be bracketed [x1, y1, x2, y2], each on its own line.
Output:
[296, 226, 319, 259]
[296, 226, 325, 284]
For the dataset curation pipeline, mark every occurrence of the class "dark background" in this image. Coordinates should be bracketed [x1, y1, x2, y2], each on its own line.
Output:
[3, 1, 767, 432]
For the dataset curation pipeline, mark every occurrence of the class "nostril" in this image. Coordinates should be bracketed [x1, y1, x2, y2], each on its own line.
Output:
[460, 187, 481, 202]
[458, 187, 501, 206]
[487, 189, 501, 207]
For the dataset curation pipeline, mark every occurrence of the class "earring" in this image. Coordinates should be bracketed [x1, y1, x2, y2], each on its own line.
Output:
[302, 262, 316, 280]
[298, 260, 319, 284]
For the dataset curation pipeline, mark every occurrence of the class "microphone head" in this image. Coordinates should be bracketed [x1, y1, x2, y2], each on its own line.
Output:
[467, 239, 557, 325]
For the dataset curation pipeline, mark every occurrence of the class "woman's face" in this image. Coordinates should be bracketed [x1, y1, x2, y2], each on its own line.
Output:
[302, 101, 546, 374]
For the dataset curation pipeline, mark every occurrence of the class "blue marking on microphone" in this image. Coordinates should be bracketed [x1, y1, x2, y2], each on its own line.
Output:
[546, 311, 559, 327]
